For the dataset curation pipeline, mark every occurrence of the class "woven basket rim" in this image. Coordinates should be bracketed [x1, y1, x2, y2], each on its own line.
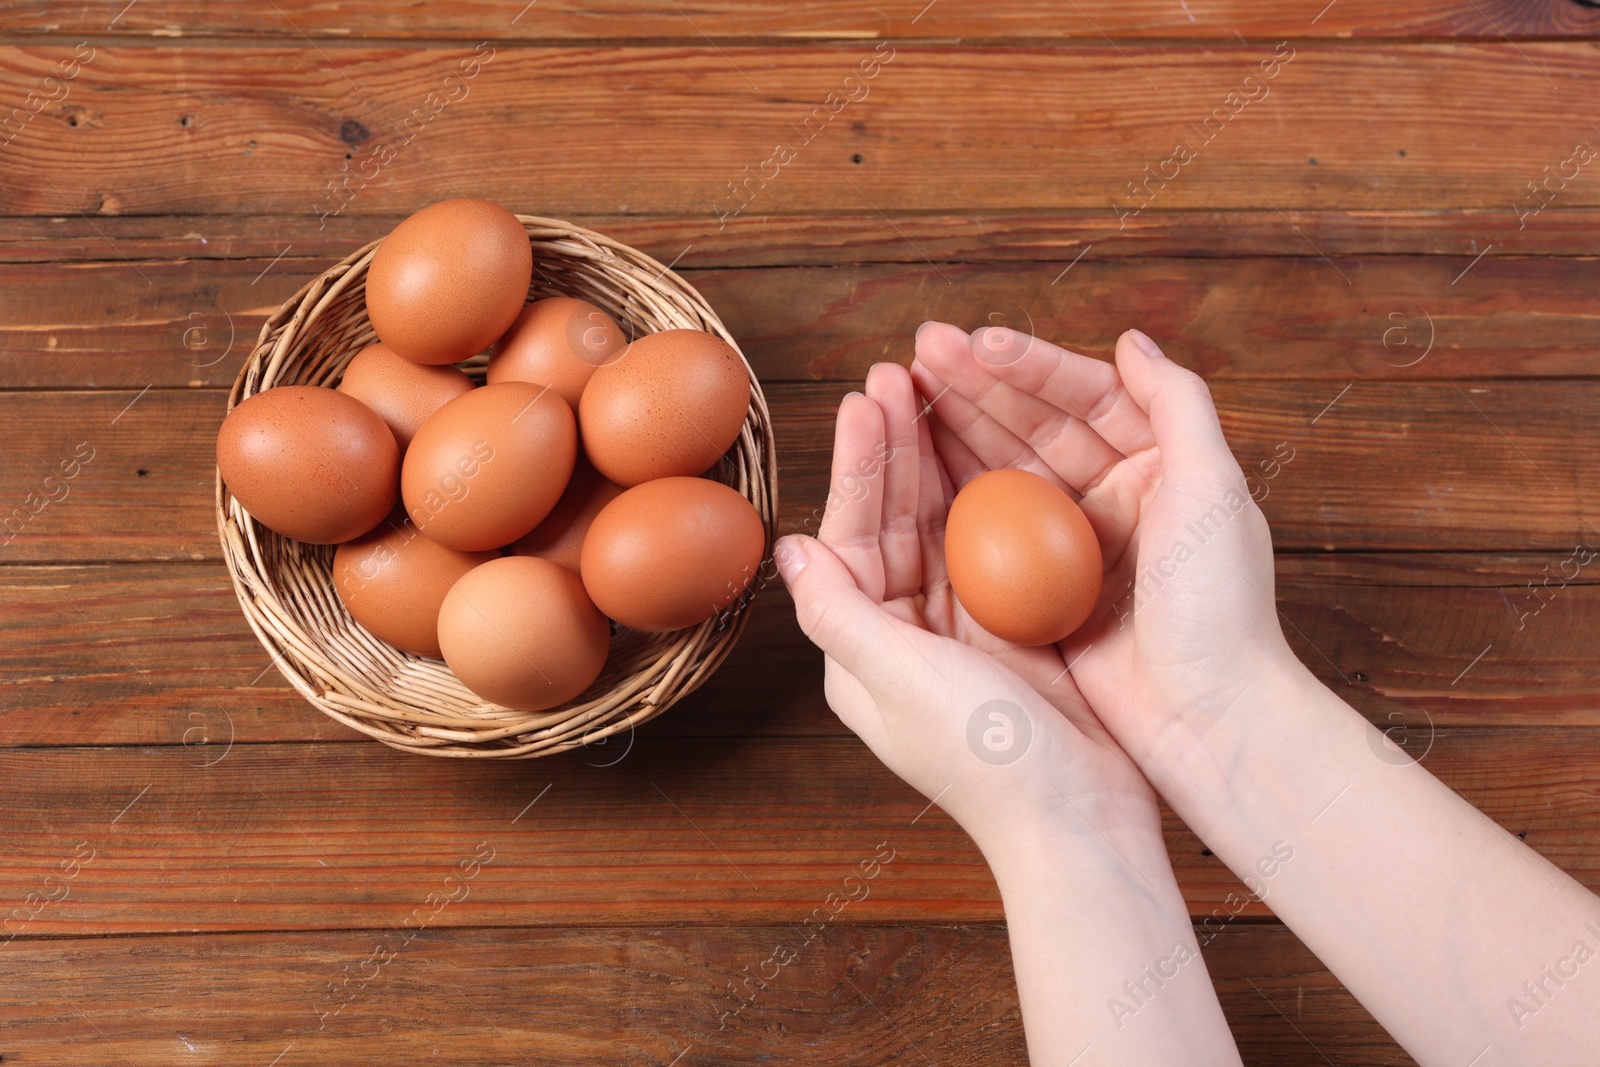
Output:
[215, 213, 778, 758]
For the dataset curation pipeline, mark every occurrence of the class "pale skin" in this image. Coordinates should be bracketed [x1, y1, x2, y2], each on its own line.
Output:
[776, 321, 1600, 1066]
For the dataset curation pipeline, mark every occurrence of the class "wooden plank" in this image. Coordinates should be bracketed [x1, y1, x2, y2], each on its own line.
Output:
[7, 209, 1600, 265]
[0, 381, 1594, 562]
[703, 256, 1600, 383]
[0, 732, 1592, 934]
[2, 554, 1596, 749]
[2, 44, 1597, 217]
[7, 253, 1600, 389]
[1211, 379, 1600, 553]
[1, 0, 1594, 41]
[1278, 553, 1600, 730]
[0, 924, 1412, 1067]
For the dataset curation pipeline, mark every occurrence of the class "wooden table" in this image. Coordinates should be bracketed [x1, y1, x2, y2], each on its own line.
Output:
[3, 3, 1598, 1063]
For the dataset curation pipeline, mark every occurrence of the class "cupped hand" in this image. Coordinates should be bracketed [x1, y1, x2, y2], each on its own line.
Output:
[909, 322, 1293, 783]
[775, 362, 1161, 859]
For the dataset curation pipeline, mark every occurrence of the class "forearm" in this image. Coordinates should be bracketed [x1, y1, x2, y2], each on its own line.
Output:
[1147, 656, 1600, 1067]
[984, 806, 1241, 1067]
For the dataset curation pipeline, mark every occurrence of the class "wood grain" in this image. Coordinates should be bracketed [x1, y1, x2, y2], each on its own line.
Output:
[0, 924, 1415, 1066]
[0, 382, 1593, 563]
[2, 554, 1597, 749]
[0, 11, 1590, 1066]
[0, 733, 1592, 934]
[1, 0, 1594, 41]
[693, 256, 1600, 382]
[3, 44, 1597, 217]
[8, 208, 1600, 265]
[6, 252, 1598, 389]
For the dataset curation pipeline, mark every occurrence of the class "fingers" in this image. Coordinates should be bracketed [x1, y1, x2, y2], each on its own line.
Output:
[1113, 329, 1243, 490]
[776, 534, 911, 693]
[919, 323, 1128, 494]
[818, 390, 888, 600]
[909, 337, 1071, 492]
[908, 359, 987, 489]
[912, 398, 953, 594]
[863, 362, 925, 602]
[921, 395, 987, 493]
[970, 326, 1156, 459]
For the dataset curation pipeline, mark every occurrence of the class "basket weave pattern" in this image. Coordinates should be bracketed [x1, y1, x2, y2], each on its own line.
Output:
[216, 216, 778, 758]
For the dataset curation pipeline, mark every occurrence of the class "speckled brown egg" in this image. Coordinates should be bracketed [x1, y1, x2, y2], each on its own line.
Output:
[944, 468, 1103, 646]
[487, 297, 627, 409]
[579, 329, 751, 487]
[365, 198, 532, 365]
[332, 512, 497, 658]
[508, 455, 625, 573]
[337, 341, 475, 454]
[437, 555, 610, 710]
[580, 476, 765, 632]
[217, 385, 398, 544]
[401, 381, 577, 552]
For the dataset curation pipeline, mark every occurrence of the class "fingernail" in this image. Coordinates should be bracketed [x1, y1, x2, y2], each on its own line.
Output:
[916, 320, 937, 343]
[774, 536, 809, 585]
[1126, 329, 1163, 359]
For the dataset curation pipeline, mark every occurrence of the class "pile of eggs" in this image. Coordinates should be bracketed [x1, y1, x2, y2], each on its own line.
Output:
[216, 199, 765, 711]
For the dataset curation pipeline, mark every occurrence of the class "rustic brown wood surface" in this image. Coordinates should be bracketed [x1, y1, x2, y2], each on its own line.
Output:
[6, 0, 1600, 40]
[0, 728, 1594, 934]
[7, 254, 1600, 387]
[0, 925, 1415, 1066]
[7, 209, 1600, 265]
[5, 44, 1600, 217]
[2, 3, 1596, 1063]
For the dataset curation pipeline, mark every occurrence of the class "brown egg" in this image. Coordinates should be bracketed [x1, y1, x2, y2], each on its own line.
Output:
[508, 456, 625, 573]
[437, 556, 610, 710]
[487, 297, 628, 409]
[217, 385, 398, 544]
[337, 341, 475, 454]
[401, 382, 577, 552]
[365, 198, 532, 365]
[332, 512, 497, 658]
[581, 476, 765, 632]
[944, 469, 1103, 646]
[579, 329, 751, 487]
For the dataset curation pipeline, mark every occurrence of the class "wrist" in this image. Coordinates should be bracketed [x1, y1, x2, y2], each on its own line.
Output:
[1138, 645, 1322, 813]
[1142, 650, 1371, 866]
[980, 786, 1239, 1067]
[979, 783, 1175, 902]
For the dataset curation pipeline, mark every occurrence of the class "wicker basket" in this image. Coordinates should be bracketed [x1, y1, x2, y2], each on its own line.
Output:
[216, 215, 778, 758]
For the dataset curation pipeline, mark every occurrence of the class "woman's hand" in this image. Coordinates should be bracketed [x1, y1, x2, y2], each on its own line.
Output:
[910, 321, 1294, 785]
[777, 359, 1243, 1066]
[775, 360, 1159, 860]
[913, 322, 1600, 1067]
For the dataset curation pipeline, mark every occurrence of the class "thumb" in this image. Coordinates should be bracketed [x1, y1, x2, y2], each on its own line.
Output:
[1113, 328, 1243, 490]
[776, 534, 906, 690]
